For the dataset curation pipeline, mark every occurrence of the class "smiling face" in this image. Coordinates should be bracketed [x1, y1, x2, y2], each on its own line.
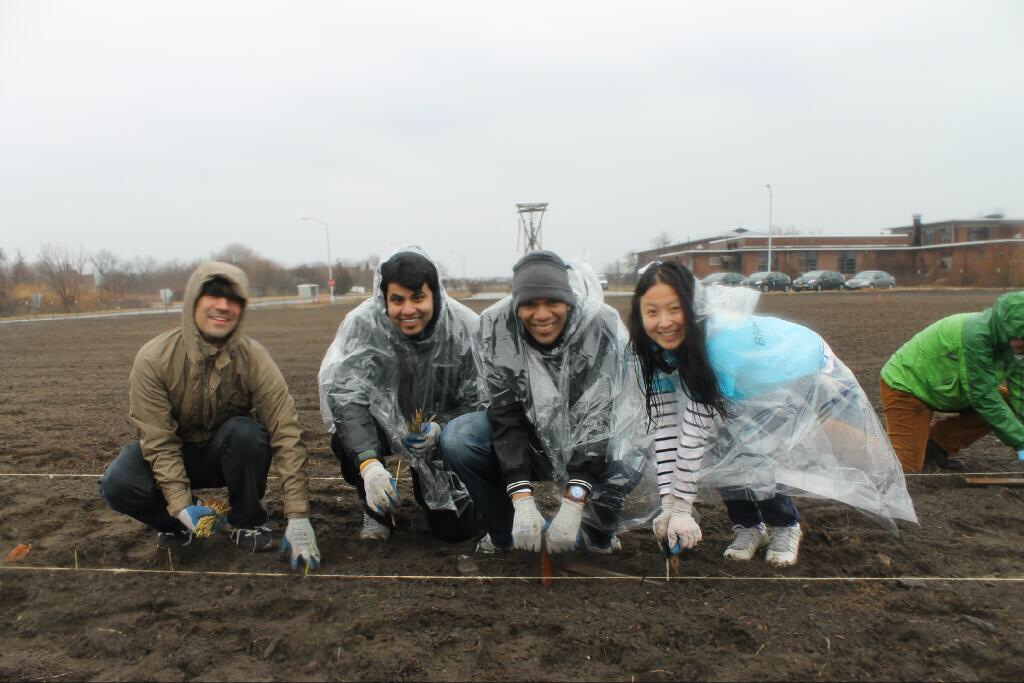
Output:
[517, 298, 569, 346]
[640, 282, 686, 351]
[194, 294, 243, 346]
[386, 281, 434, 336]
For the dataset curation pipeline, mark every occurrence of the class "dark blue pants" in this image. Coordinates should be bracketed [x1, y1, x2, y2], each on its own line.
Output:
[99, 416, 272, 532]
[441, 411, 636, 548]
[332, 428, 479, 543]
[722, 488, 800, 528]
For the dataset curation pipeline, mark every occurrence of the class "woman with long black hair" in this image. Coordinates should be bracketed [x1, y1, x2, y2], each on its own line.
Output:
[628, 261, 916, 566]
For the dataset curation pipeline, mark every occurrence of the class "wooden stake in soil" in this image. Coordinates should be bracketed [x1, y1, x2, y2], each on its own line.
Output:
[964, 476, 1024, 487]
[73, 548, 79, 570]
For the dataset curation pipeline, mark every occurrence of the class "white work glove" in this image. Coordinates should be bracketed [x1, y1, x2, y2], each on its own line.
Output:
[511, 495, 546, 552]
[651, 495, 674, 546]
[359, 459, 400, 515]
[545, 497, 585, 554]
[402, 422, 441, 457]
[666, 497, 702, 553]
[280, 517, 321, 570]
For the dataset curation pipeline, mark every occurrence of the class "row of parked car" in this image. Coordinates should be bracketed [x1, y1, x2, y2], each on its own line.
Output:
[702, 269, 897, 292]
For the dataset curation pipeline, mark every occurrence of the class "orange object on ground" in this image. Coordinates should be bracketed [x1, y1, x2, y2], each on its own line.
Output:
[4, 543, 31, 563]
[540, 547, 553, 586]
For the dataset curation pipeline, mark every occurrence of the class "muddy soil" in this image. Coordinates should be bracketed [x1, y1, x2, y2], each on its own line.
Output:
[1, 289, 1022, 682]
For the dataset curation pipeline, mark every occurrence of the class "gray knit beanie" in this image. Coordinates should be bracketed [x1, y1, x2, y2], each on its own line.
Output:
[511, 250, 576, 310]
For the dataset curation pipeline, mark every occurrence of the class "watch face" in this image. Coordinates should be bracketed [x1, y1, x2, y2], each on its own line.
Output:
[568, 485, 586, 499]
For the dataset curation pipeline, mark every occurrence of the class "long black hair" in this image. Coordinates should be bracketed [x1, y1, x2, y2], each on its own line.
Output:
[627, 261, 729, 422]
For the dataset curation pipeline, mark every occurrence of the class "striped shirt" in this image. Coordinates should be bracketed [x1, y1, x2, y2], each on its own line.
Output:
[651, 371, 714, 505]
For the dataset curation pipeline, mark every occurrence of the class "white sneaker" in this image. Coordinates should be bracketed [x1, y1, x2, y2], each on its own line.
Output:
[766, 524, 802, 566]
[723, 523, 769, 561]
[359, 511, 391, 541]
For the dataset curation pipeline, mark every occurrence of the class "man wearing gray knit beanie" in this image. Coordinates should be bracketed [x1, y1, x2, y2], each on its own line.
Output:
[441, 250, 646, 556]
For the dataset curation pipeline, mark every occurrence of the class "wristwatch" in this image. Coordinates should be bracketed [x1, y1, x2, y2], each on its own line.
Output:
[566, 484, 588, 503]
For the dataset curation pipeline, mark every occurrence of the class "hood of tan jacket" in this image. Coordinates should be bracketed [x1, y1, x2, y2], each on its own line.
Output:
[181, 261, 251, 363]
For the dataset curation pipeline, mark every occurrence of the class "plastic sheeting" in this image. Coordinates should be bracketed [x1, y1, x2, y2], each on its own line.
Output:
[690, 287, 918, 530]
[318, 246, 478, 514]
[476, 261, 658, 532]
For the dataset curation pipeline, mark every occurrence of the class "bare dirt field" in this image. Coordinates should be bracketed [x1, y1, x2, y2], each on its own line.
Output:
[1, 289, 1022, 682]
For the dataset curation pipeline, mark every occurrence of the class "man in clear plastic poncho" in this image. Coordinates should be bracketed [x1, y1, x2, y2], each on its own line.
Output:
[880, 291, 1024, 472]
[444, 250, 654, 554]
[318, 248, 481, 543]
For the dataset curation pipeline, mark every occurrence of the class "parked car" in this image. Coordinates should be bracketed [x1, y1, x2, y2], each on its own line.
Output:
[702, 271, 747, 287]
[844, 270, 896, 290]
[792, 270, 845, 291]
[597, 273, 609, 290]
[742, 271, 792, 292]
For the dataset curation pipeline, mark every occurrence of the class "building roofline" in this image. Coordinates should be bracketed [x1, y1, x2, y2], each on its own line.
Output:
[659, 237, 1024, 257]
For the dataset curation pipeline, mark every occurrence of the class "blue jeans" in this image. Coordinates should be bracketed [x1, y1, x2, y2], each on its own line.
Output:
[440, 412, 514, 546]
[99, 416, 272, 532]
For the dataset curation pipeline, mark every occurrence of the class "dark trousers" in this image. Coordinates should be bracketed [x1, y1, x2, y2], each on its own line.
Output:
[441, 411, 638, 548]
[722, 487, 800, 528]
[332, 431, 478, 543]
[99, 416, 272, 532]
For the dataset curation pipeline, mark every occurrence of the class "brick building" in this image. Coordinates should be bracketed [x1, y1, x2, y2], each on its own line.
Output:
[634, 216, 1024, 287]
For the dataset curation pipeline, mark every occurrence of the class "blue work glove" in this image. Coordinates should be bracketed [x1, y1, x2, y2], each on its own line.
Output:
[175, 504, 221, 534]
[359, 459, 400, 514]
[1018, 449, 1024, 462]
[280, 517, 321, 570]
[402, 422, 441, 457]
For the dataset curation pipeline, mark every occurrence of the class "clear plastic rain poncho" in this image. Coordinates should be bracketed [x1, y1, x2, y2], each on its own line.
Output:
[476, 261, 658, 531]
[689, 284, 918, 530]
[318, 246, 479, 513]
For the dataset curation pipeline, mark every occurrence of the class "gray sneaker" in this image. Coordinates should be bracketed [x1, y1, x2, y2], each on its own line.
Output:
[580, 529, 622, 555]
[723, 523, 769, 561]
[359, 511, 391, 541]
[475, 533, 512, 554]
[766, 524, 802, 566]
[231, 525, 274, 552]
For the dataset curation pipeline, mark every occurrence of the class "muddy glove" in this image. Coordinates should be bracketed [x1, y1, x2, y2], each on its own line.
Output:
[545, 497, 585, 554]
[511, 495, 546, 551]
[175, 504, 219, 533]
[666, 497, 702, 552]
[651, 495, 674, 547]
[280, 517, 321, 570]
[359, 459, 400, 515]
[402, 422, 441, 457]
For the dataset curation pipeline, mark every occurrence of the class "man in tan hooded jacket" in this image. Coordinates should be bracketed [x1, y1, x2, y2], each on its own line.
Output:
[99, 261, 320, 569]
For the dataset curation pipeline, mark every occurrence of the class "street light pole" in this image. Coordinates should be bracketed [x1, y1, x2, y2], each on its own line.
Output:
[765, 184, 773, 271]
[301, 216, 335, 303]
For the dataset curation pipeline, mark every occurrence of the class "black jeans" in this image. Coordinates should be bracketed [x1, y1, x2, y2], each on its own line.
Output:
[332, 431, 478, 543]
[99, 416, 272, 532]
[721, 487, 801, 528]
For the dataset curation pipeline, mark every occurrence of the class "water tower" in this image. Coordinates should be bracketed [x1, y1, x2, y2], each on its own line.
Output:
[516, 203, 548, 255]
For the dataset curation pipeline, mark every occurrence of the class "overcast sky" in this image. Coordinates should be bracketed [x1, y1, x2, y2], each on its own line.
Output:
[1, 1, 1021, 279]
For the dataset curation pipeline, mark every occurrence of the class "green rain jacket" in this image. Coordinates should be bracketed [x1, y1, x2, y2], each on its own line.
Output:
[880, 291, 1024, 449]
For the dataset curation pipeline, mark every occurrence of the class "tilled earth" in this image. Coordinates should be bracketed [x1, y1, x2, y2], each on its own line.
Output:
[1, 289, 1022, 682]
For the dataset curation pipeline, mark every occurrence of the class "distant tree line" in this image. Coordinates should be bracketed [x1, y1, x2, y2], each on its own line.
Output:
[0, 243, 379, 316]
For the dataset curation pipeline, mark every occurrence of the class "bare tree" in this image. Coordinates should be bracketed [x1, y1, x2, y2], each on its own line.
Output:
[652, 231, 673, 249]
[91, 249, 131, 305]
[37, 243, 87, 311]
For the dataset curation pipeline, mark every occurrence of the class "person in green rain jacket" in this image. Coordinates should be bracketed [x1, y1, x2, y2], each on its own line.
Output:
[880, 291, 1024, 472]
